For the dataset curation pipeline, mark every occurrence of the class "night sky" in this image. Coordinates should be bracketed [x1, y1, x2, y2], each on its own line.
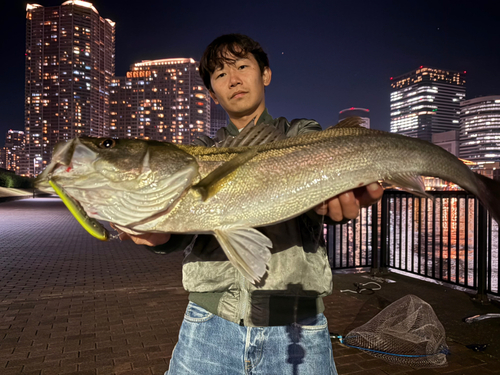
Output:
[1, 0, 499, 146]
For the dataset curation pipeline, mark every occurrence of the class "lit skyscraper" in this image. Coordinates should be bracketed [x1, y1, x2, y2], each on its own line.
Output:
[1, 130, 26, 175]
[110, 58, 210, 144]
[390, 67, 466, 141]
[338, 107, 370, 128]
[109, 76, 140, 139]
[25, 1, 115, 176]
[460, 95, 500, 164]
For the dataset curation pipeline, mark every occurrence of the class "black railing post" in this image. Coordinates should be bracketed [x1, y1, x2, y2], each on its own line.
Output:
[473, 202, 489, 304]
[380, 193, 389, 274]
[370, 201, 379, 274]
[373, 193, 388, 275]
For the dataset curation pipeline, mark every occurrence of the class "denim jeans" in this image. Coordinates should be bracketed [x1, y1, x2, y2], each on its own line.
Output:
[166, 302, 338, 375]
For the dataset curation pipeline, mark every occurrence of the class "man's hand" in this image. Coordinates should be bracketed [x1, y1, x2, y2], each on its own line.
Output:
[110, 223, 171, 246]
[314, 182, 383, 222]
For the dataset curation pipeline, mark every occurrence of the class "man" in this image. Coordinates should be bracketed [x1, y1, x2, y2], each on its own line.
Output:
[123, 34, 383, 374]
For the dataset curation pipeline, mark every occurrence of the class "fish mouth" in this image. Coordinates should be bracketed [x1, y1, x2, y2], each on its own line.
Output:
[49, 179, 109, 241]
[36, 138, 77, 189]
[35, 137, 99, 192]
[35, 162, 69, 193]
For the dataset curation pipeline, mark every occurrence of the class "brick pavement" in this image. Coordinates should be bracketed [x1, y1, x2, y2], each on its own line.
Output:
[1, 198, 187, 375]
[1, 198, 500, 374]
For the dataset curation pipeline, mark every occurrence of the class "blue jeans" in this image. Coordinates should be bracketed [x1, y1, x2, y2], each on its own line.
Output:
[166, 302, 338, 375]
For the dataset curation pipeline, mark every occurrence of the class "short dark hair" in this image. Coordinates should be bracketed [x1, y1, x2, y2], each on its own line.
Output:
[199, 34, 269, 92]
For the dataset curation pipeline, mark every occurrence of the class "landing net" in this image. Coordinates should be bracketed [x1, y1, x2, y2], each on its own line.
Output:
[338, 294, 448, 368]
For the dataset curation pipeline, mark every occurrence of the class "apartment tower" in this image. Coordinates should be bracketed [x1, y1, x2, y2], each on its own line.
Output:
[0, 130, 26, 175]
[25, 1, 115, 176]
[390, 67, 466, 141]
[460, 95, 500, 164]
[109, 58, 210, 144]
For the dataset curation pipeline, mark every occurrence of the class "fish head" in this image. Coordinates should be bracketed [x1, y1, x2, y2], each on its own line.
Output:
[36, 137, 199, 228]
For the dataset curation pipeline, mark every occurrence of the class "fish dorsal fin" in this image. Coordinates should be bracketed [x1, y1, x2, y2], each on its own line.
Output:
[218, 122, 286, 148]
[217, 117, 256, 148]
[384, 174, 433, 199]
[231, 123, 286, 147]
[214, 226, 272, 284]
[326, 117, 365, 130]
[194, 148, 258, 200]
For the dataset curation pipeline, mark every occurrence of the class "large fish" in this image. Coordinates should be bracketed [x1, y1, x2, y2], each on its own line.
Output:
[36, 119, 500, 283]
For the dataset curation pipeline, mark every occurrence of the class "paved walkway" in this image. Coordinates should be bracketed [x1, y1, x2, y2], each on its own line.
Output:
[1, 198, 500, 374]
[0, 187, 34, 201]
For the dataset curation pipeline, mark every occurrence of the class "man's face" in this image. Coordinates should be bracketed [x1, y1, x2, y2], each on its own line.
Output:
[209, 52, 271, 124]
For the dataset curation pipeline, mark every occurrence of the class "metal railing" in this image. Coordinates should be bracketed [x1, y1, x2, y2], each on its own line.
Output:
[326, 190, 499, 298]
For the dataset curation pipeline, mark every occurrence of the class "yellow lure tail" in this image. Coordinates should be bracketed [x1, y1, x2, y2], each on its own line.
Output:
[49, 180, 109, 241]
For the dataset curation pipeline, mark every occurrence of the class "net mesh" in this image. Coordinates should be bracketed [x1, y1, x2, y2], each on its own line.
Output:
[341, 294, 448, 368]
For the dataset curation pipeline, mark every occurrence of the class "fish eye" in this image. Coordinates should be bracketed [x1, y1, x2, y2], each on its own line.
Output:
[99, 139, 116, 149]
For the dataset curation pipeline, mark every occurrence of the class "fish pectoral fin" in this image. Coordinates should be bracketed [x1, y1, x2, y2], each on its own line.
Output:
[326, 117, 365, 130]
[194, 148, 258, 201]
[214, 226, 272, 284]
[384, 174, 433, 199]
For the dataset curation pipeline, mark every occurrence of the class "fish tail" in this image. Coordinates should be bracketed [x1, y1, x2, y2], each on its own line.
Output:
[474, 173, 500, 224]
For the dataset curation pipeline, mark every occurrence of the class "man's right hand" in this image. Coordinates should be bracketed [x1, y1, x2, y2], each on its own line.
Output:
[111, 223, 171, 246]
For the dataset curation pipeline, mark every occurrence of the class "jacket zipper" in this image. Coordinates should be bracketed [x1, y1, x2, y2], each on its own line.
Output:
[238, 272, 249, 326]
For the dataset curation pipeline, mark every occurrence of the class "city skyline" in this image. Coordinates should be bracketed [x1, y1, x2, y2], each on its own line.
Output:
[24, 1, 115, 176]
[1, 0, 499, 147]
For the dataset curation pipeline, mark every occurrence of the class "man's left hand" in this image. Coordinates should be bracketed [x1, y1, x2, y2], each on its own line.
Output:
[314, 182, 383, 222]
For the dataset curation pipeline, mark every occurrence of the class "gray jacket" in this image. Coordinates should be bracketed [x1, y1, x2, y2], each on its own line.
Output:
[152, 110, 334, 327]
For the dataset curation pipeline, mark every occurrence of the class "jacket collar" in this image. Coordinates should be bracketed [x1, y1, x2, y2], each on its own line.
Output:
[226, 108, 273, 136]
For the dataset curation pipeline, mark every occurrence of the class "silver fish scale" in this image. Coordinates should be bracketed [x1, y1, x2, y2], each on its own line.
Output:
[143, 130, 469, 234]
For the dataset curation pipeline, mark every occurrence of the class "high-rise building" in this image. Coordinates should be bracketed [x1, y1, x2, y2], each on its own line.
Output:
[25, 1, 115, 176]
[338, 107, 370, 128]
[1, 130, 27, 175]
[209, 100, 228, 138]
[110, 58, 210, 144]
[460, 95, 500, 164]
[109, 76, 140, 139]
[390, 67, 466, 141]
[431, 130, 459, 157]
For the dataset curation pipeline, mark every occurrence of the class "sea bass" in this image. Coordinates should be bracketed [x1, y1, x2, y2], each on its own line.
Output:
[36, 119, 500, 283]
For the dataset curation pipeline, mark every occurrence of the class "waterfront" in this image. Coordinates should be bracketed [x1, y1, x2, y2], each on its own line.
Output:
[328, 191, 499, 296]
[387, 196, 499, 292]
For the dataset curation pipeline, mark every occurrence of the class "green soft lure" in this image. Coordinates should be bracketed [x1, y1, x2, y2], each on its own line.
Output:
[49, 180, 109, 241]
